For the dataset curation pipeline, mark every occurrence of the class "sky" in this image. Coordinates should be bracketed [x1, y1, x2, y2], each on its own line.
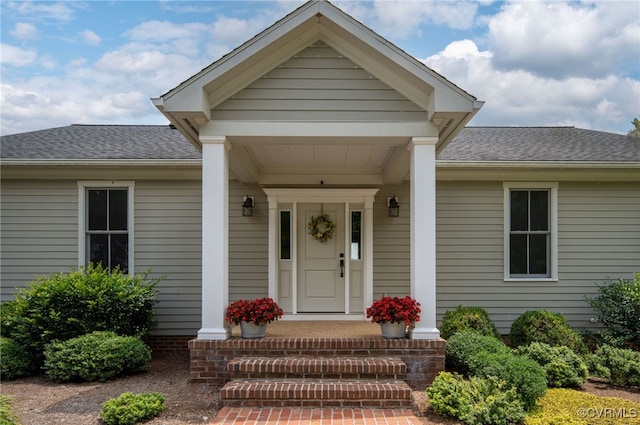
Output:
[1, 0, 639, 136]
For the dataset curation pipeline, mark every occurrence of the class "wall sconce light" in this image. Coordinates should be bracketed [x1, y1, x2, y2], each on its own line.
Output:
[387, 195, 399, 217]
[242, 195, 254, 217]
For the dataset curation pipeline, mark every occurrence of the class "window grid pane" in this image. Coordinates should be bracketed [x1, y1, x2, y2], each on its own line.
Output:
[86, 188, 129, 272]
[510, 189, 550, 277]
[351, 211, 362, 260]
[280, 211, 291, 260]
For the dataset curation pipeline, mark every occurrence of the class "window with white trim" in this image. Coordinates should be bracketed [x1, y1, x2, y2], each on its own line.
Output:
[79, 182, 134, 273]
[504, 183, 558, 280]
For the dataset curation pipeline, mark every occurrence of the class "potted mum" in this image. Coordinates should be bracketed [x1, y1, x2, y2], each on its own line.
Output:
[225, 297, 284, 338]
[366, 296, 421, 338]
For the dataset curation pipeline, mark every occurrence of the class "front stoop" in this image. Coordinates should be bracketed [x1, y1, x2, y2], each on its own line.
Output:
[221, 378, 413, 408]
[227, 356, 406, 380]
[189, 337, 446, 391]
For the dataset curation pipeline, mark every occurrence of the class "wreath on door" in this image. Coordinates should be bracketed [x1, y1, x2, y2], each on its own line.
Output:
[308, 214, 335, 243]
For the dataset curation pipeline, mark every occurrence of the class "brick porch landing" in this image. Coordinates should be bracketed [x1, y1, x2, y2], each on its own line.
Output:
[211, 407, 423, 424]
[189, 321, 445, 391]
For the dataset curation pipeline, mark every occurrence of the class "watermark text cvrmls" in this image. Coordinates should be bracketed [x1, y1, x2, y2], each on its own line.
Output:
[577, 407, 637, 419]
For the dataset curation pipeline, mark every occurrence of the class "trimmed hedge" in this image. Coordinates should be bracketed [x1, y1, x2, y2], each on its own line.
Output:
[100, 392, 165, 425]
[0, 337, 33, 380]
[509, 310, 586, 353]
[1, 264, 159, 368]
[516, 342, 588, 388]
[470, 351, 548, 411]
[445, 330, 511, 376]
[43, 331, 151, 382]
[440, 305, 501, 340]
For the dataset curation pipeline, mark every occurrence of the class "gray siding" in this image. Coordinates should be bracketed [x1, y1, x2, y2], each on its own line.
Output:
[0, 178, 205, 336]
[134, 180, 202, 335]
[372, 183, 411, 297]
[436, 181, 640, 334]
[0, 180, 78, 291]
[212, 42, 425, 122]
[228, 181, 269, 301]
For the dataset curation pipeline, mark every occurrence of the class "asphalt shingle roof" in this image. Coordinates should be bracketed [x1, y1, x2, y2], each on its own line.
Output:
[440, 126, 639, 162]
[0, 125, 200, 160]
[1, 124, 638, 162]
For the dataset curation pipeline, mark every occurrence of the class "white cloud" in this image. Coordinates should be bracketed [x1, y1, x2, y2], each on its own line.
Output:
[488, 1, 640, 79]
[4, 1, 77, 22]
[79, 29, 101, 46]
[0, 43, 37, 66]
[424, 39, 640, 134]
[358, 0, 478, 39]
[11, 23, 38, 40]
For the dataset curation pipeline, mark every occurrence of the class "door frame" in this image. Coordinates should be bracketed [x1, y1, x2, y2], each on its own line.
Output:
[263, 188, 378, 320]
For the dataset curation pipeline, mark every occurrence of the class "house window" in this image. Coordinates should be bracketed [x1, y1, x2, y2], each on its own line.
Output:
[350, 211, 362, 260]
[280, 210, 291, 260]
[79, 182, 134, 273]
[504, 183, 558, 280]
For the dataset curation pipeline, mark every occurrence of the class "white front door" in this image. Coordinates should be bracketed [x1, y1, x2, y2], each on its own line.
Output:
[297, 203, 345, 312]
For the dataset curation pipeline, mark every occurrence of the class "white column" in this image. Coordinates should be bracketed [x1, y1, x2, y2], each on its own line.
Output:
[363, 196, 374, 311]
[409, 137, 440, 340]
[267, 196, 277, 299]
[197, 137, 231, 340]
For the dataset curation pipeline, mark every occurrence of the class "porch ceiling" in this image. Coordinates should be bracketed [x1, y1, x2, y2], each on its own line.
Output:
[228, 136, 411, 185]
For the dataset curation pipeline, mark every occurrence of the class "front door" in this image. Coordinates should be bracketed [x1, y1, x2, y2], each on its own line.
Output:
[297, 203, 345, 312]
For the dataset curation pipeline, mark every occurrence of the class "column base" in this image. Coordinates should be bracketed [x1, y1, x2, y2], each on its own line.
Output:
[197, 327, 231, 340]
[410, 327, 441, 340]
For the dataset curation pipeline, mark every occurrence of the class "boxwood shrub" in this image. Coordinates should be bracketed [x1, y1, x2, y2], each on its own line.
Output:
[440, 305, 501, 340]
[43, 331, 151, 382]
[509, 310, 586, 353]
[445, 330, 511, 375]
[427, 371, 526, 425]
[516, 342, 588, 388]
[1, 264, 159, 367]
[470, 351, 547, 411]
[100, 392, 165, 425]
[0, 336, 33, 380]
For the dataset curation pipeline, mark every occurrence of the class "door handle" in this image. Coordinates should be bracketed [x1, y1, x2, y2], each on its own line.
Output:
[339, 253, 345, 277]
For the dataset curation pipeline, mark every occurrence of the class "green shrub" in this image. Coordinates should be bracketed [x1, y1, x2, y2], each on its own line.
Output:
[525, 388, 640, 425]
[516, 342, 588, 388]
[2, 264, 159, 367]
[445, 330, 511, 375]
[0, 337, 33, 380]
[100, 392, 165, 425]
[440, 305, 501, 340]
[471, 351, 547, 411]
[0, 395, 21, 425]
[588, 344, 640, 387]
[43, 331, 151, 382]
[509, 310, 586, 353]
[427, 371, 526, 425]
[586, 273, 640, 347]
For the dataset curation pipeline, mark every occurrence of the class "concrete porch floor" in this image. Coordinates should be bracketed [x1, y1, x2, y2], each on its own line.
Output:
[230, 320, 381, 338]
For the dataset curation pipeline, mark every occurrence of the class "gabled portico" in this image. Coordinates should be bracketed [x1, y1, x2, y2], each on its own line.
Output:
[153, 0, 482, 341]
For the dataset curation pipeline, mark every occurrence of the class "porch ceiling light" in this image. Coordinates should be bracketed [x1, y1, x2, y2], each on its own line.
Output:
[388, 195, 400, 217]
[242, 195, 254, 217]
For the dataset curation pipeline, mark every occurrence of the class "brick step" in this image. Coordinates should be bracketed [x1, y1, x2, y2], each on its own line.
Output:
[221, 378, 413, 408]
[227, 356, 406, 379]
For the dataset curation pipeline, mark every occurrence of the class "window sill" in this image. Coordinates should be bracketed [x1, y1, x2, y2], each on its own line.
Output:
[504, 277, 558, 283]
